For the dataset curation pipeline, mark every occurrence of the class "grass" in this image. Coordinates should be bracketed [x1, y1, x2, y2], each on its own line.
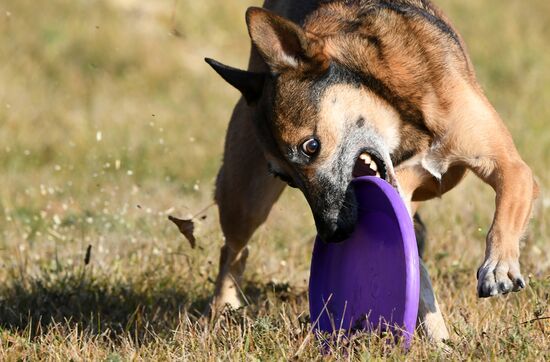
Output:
[0, 0, 548, 360]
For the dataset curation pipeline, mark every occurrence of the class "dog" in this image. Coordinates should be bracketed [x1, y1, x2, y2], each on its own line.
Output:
[205, 0, 538, 341]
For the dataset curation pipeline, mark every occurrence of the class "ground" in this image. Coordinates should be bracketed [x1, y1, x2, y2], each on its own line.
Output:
[0, 0, 548, 360]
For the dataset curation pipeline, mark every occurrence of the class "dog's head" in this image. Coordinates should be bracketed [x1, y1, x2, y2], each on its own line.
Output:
[207, 7, 406, 242]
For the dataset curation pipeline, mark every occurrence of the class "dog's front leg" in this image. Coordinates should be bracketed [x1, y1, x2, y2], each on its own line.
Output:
[211, 99, 286, 314]
[469, 154, 537, 297]
[440, 89, 538, 297]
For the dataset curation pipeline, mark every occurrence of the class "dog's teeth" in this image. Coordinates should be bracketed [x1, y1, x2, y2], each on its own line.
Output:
[370, 161, 378, 172]
[376, 172, 381, 178]
[359, 153, 371, 163]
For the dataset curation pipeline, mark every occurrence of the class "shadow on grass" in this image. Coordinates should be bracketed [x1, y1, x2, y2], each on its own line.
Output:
[0, 267, 307, 341]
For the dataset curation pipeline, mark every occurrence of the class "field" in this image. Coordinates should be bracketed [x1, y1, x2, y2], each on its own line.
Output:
[0, 0, 548, 360]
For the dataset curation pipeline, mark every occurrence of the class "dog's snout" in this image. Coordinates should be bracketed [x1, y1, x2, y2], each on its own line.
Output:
[317, 223, 355, 243]
[308, 179, 359, 243]
[314, 205, 357, 243]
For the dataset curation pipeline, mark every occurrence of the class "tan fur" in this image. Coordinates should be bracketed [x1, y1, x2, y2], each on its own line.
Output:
[208, 0, 538, 343]
[318, 85, 402, 154]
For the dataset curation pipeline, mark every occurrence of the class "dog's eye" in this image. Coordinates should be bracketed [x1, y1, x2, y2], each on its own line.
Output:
[301, 138, 320, 157]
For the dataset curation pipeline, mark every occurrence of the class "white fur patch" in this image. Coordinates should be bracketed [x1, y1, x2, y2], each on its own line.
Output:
[421, 157, 443, 180]
[421, 142, 450, 180]
[280, 53, 299, 68]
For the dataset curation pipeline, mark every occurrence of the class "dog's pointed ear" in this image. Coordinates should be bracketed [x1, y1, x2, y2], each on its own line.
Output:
[205, 58, 266, 104]
[246, 7, 327, 73]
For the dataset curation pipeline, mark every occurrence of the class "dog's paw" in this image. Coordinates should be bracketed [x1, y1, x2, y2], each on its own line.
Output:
[476, 257, 526, 298]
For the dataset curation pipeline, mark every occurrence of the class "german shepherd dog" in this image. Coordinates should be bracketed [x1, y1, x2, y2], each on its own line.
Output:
[205, 0, 538, 341]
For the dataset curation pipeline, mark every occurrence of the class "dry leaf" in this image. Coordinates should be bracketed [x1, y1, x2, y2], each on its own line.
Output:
[84, 244, 92, 265]
[168, 215, 196, 248]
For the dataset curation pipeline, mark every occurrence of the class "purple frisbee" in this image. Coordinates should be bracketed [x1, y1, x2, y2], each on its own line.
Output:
[308, 176, 420, 347]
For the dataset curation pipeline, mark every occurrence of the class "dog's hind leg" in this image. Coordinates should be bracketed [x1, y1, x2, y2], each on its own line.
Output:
[211, 98, 286, 313]
[418, 260, 450, 342]
[399, 175, 450, 342]
[413, 211, 426, 259]
[413, 208, 449, 342]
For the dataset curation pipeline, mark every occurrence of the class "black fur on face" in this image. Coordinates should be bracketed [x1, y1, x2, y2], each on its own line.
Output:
[302, 122, 396, 243]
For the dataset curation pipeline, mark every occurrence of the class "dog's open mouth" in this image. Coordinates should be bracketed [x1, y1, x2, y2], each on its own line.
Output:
[352, 151, 387, 180]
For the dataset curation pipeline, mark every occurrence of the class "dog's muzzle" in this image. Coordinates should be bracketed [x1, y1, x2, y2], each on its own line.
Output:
[314, 148, 397, 244]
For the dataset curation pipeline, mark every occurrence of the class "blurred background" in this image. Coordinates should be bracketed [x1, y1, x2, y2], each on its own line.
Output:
[0, 0, 548, 359]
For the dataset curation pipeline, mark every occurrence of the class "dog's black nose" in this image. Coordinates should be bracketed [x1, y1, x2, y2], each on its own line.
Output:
[312, 186, 358, 243]
[316, 222, 356, 244]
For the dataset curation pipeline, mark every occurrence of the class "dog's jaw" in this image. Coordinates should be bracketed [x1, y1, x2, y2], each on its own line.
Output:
[352, 151, 386, 180]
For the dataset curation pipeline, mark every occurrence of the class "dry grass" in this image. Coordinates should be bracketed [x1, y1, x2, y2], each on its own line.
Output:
[0, 0, 548, 360]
